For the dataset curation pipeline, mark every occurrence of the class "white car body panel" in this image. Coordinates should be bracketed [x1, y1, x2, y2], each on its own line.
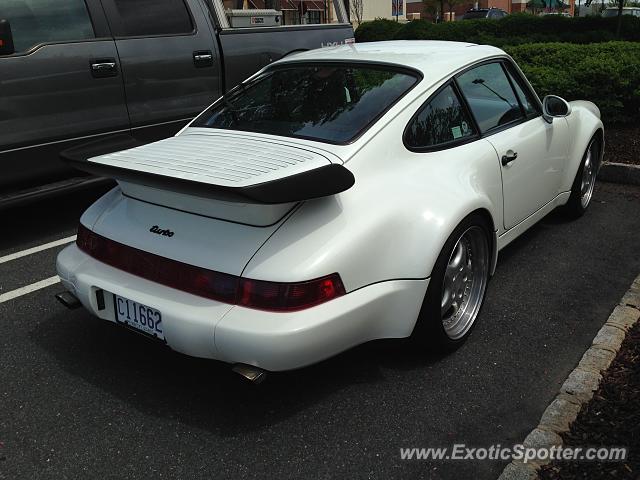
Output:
[242, 132, 503, 289]
[117, 180, 297, 226]
[57, 41, 604, 371]
[487, 116, 569, 230]
[88, 190, 295, 276]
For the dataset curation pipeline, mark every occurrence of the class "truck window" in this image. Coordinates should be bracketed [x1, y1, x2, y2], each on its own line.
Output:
[1, 0, 94, 54]
[192, 64, 420, 144]
[109, 0, 194, 37]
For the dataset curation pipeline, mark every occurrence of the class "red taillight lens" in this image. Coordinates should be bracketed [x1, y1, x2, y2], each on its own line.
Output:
[76, 224, 345, 311]
[237, 274, 345, 312]
[77, 224, 238, 303]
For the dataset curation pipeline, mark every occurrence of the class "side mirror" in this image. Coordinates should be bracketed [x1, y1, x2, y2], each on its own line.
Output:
[542, 95, 571, 123]
[0, 19, 15, 56]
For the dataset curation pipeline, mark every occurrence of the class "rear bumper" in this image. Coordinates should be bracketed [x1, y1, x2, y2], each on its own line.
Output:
[56, 244, 428, 371]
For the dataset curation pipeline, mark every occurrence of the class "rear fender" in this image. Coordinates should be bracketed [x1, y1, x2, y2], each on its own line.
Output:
[242, 128, 502, 292]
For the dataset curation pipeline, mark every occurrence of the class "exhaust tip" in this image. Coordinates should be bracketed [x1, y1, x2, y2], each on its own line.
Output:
[232, 363, 267, 384]
[55, 291, 81, 309]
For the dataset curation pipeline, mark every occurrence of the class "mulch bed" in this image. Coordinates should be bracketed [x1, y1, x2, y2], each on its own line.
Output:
[538, 319, 640, 480]
[604, 125, 640, 166]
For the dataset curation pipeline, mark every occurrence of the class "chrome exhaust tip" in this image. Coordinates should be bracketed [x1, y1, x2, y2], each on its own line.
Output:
[55, 291, 81, 309]
[232, 363, 267, 384]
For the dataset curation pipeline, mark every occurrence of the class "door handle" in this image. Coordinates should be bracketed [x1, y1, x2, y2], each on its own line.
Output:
[193, 50, 213, 68]
[501, 150, 518, 166]
[90, 59, 117, 78]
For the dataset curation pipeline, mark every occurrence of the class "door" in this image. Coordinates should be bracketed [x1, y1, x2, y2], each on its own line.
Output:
[0, 0, 130, 191]
[100, 0, 221, 143]
[456, 60, 568, 230]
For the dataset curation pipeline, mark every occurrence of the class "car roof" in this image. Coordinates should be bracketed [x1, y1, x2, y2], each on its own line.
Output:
[275, 41, 507, 84]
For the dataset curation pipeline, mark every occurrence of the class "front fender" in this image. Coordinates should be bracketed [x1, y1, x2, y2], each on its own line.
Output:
[562, 101, 604, 191]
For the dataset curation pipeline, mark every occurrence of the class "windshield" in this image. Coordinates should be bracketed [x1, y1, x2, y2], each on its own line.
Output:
[192, 64, 420, 144]
[602, 9, 618, 16]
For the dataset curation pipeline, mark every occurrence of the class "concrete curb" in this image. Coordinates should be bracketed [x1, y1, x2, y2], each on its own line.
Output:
[598, 162, 640, 186]
[497, 274, 640, 480]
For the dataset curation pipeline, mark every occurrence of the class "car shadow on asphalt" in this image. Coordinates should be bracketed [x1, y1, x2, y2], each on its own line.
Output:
[31, 306, 446, 437]
[495, 208, 566, 266]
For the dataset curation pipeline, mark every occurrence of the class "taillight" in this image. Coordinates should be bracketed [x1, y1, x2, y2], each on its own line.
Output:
[238, 274, 345, 312]
[76, 224, 345, 311]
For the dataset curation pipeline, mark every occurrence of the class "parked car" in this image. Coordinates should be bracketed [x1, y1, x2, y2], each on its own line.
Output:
[461, 7, 508, 19]
[538, 11, 572, 16]
[0, 0, 353, 205]
[56, 40, 603, 377]
[601, 6, 640, 17]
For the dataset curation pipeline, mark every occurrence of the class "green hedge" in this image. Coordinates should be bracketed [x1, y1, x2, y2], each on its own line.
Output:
[505, 42, 640, 123]
[354, 17, 640, 123]
[354, 18, 403, 43]
[355, 14, 640, 45]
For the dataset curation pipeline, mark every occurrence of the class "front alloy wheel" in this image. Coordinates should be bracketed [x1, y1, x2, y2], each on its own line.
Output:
[564, 136, 601, 218]
[579, 141, 597, 209]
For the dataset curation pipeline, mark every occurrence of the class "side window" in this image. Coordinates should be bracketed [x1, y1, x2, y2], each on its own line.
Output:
[456, 62, 524, 133]
[1, 0, 94, 55]
[109, 0, 193, 37]
[505, 64, 540, 117]
[405, 84, 477, 149]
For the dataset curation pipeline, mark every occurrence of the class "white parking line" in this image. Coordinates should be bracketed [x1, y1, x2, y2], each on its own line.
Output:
[0, 235, 76, 265]
[0, 276, 61, 304]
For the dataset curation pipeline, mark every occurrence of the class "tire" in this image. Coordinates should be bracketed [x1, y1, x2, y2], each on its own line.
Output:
[412, 213, 491, 352]
[563, 136, 601, 219]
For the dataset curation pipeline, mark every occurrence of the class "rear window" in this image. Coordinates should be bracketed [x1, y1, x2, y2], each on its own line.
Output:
[192, 64, 420, 144]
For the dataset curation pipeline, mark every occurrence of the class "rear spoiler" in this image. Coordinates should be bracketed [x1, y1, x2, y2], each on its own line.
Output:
[60, 134, 355, 204]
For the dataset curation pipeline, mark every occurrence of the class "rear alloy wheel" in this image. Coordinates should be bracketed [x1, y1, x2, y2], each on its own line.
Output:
[414, 214, 491, 351]
[563, 136, 600, 218]
[440, 226, 489, 340]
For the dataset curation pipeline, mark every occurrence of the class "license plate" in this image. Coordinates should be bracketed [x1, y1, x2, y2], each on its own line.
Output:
[114, 295, 164, 340]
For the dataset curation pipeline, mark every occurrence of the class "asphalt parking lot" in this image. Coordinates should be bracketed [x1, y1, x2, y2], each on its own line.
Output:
[1, 181, 639, 480]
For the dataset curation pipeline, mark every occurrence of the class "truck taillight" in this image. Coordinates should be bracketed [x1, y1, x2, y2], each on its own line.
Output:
[76, 223, 345, 311]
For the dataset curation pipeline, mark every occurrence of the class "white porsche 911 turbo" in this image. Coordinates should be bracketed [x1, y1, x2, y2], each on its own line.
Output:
[56, 41, 603, 376]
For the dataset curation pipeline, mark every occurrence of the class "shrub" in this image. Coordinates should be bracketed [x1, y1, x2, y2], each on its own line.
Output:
[355, 14, 640, 45]
[505, 42, 640, 123]
[354, 18, 403, 43]
[354, 17, 640, 123]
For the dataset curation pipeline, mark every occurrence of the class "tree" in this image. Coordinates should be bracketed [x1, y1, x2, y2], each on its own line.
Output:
[421, 0, 439, 20]
[616, 0, 624, 36]
[350, 0, 364, 25]
[444, 0, 463, 20]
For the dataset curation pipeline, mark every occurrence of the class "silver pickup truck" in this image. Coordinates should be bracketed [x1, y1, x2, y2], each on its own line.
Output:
[0, 0, 353, 204]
